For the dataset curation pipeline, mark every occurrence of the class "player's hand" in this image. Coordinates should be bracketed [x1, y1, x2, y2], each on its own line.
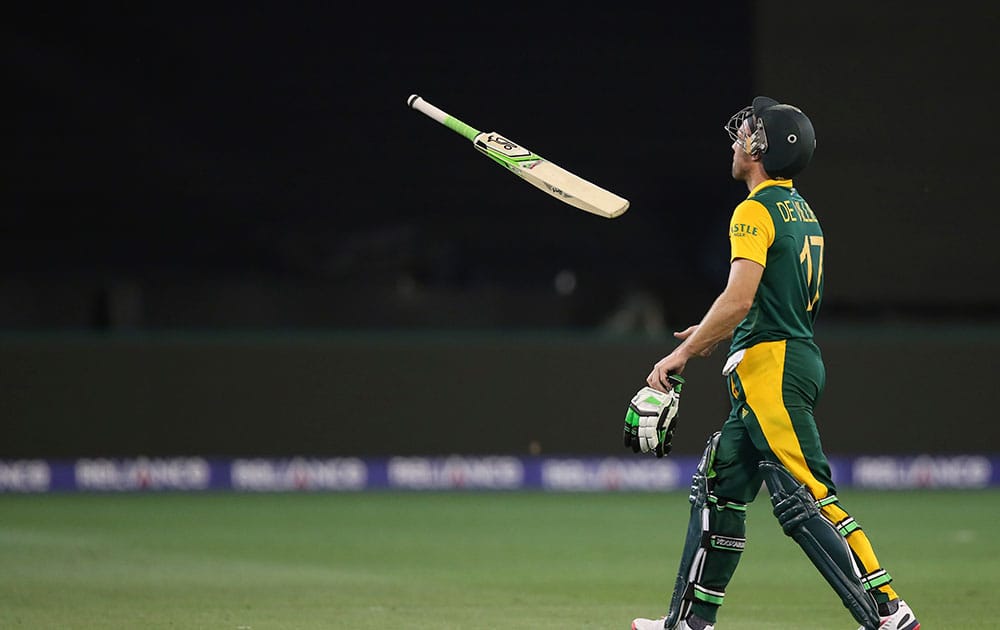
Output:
[647, 351, 689, 392]
[622, 377, 684, 457]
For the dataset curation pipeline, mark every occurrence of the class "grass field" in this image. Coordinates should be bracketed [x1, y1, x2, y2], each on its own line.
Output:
[0, 490, 996, 629]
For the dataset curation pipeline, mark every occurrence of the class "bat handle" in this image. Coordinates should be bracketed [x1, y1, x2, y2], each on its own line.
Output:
[408, 94, 448, 123]
[407, 94, 479, 142]
[667, 374, 685, 393]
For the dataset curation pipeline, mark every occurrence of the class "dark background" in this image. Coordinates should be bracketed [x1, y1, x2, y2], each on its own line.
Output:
[4, 3, 999, 457]
[7, 3, 750, 331]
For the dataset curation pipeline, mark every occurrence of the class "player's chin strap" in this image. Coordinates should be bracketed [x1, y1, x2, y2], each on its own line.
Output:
[664, 432, 746, 629]
[758, 461, 881, 630]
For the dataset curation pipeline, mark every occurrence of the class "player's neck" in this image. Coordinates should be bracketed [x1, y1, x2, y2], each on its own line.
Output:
[744, 170, 769, 192]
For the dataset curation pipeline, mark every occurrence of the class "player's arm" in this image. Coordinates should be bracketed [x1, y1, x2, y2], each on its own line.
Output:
[646, 199, 773, 391]
[646, 260, 763, 390]
[672, 259, 763, 356]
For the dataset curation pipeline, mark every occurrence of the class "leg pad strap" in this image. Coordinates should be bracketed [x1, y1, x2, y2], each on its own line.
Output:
[759, 461, 881, 630]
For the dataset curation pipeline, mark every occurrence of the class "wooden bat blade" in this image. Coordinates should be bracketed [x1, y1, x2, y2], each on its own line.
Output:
[515, 160, 630, 218]
[408, 94, 629, 218]
[473, 132, 629, 219]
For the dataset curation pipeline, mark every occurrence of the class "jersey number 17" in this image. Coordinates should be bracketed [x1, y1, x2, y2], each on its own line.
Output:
[799, 235, 824, 312]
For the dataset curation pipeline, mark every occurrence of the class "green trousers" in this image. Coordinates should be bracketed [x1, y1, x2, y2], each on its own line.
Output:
[690, 339, 897, 623]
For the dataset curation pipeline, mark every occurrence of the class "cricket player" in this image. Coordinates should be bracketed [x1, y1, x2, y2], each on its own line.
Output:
[626, 97, 920, 630]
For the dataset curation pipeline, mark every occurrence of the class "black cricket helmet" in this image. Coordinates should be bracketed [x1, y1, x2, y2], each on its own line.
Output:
[724, 96, 816, 178]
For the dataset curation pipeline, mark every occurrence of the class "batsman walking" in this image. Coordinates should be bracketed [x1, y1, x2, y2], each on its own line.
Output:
[627, 97, 920, 630]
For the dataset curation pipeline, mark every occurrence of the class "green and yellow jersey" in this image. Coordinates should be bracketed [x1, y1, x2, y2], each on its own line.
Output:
[729, 179, 824, 353]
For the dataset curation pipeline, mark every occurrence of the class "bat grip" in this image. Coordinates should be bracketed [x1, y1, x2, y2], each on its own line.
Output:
[408, 94, 479, 142]
[408, 94, 446, 120]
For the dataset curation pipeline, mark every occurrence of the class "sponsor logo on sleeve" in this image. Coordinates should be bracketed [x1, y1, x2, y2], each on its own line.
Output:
[731, 223, 760, 237]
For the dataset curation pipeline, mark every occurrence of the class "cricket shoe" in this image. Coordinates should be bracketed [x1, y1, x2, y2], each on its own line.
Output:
[857, 599, 919, 630]
[631, 617, 714, 630]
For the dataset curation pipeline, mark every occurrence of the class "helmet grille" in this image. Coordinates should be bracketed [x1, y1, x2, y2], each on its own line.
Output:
[724, 106, 767, 156]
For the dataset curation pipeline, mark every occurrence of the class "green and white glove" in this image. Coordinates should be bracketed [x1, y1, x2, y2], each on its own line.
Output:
[622, 376, 684, 457]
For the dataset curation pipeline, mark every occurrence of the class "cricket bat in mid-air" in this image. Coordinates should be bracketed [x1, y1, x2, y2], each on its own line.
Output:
[407, 94, 629, 219]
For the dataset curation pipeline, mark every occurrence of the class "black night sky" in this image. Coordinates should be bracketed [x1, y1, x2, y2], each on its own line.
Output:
[6, 4, 999, 329]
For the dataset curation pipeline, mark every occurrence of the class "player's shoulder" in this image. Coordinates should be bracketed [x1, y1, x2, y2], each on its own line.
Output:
[732, 198, 771, 221]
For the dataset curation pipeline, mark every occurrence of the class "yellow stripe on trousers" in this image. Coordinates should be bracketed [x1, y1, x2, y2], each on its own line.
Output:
[735, 340, 898, 600]
[734, 340, 830, 499]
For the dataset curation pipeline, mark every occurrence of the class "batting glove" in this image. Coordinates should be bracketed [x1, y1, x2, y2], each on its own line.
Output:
[622, 376, 684, 457]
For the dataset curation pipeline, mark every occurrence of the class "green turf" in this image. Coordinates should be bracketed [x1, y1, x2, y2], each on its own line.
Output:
[0, 490, 995, 628]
